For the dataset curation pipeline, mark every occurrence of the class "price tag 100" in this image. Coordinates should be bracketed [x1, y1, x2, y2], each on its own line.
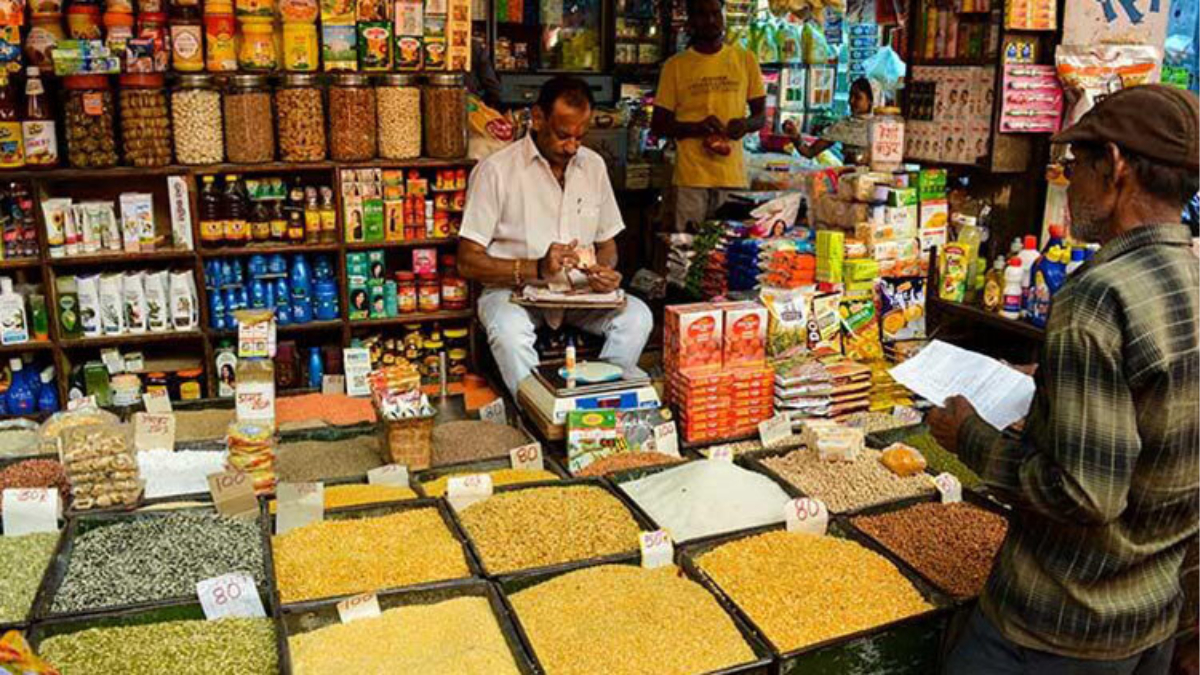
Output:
[510, 443, 544, 471]
[934, 473, 962, 504]
[2, 488, 59, 536]
[337, 592, 382, 624]
[480, 397, 506, 425]
[639, 529, 674, 569]
[196, 572, 266, 620]
[784, 497, 828, 536]
[653, 422, 679, 458]
[207, 470, 258, 519]
[759, 414, 794, 449]
[447, 474, 493, 512]
[367, 464, 410, 488]
[275, 482, 324, 535]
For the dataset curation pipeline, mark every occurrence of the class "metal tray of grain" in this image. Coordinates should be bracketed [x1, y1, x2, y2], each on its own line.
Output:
[412, 455, 570, 498]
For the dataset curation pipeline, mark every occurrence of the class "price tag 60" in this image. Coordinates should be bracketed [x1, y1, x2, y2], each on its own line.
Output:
[196, 572, 266, 620]
[480, 397, 506, 425]
[207, 470, 258, 519]
[639, 529, 674, 569]
[784, 497, 828, 536]
[275, 482, 324, 535]
[337, 592, 382, 624]
[368, 464, 410, 488]
[759, 414, 794, 449]
[510, 443, 544, 471]
[447, 474, 493, 512]
[653, 422, 679, 458]
[934, 473, 962, 504]
[2, 488, 59, 536]
[708, 445, 734, 462]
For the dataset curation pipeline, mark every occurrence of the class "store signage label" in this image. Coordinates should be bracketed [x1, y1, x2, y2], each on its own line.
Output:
[367, 464, 410, 488]
[207, 470, 258, 519]
[653, 422, 679, 457]
[275, 482, 324, 535]
[321, 375, 346, 395]
[480, 397, 506, 425]
[759, 415, 794, 449]
[785, 497, 828, 536]
[133, 412, 176, 452]
[337, 592, 382, 624]
[344, 348, 372, 397]
[196, 572, 266, 620]
[934, 473, 963, 504]
[142, 389, 172, 413]
[2, 488, 58, 536]
[67, 395, 96, 412]
[447, 473, 492, 512]
[639, 529, 674, 569]
[510, 443, 544, 471]
[709, 446, 734, 462]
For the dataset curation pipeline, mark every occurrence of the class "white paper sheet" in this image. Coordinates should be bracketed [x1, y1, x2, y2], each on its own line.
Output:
[889, 340, 1036, 431]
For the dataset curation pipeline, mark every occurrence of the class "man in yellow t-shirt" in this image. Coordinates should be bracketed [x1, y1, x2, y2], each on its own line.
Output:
[651, 0, 766, 232]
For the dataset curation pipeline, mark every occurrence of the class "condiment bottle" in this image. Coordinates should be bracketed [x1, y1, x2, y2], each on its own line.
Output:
[0, 72, 24, 168]
[303, 185, 320, 243]
[21, 67, 56, 167]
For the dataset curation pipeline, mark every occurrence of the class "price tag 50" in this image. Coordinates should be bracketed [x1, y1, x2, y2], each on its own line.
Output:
[510, 443, 544, 471]
[639, 529, 674, 569]
[447, 474, 493, 512]
[196, 572, 266, 620]
[337, 592, 382, 624]
[934, 473, 962, 504]
[368, 464, 410, 488]
[784, 497, 828, 536]
[2, 488, 59, 536]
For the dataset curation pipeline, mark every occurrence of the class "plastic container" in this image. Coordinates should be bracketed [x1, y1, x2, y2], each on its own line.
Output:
[177, 368, 203, 400]
[172, 74, 223, 164]
[422, 73, 466, 159]
[282, 21, 318, 72]
[238, 17, 277, 71]
[136, 12, 169, 71]
[276, 73, 325, 162]
[868, 106, 904, 172]
[63, 75, 117, 168]
[395, 271, 417, 313]
[328, 73, 376, 161]
[224, 73, 275, 163]
[118, 73, 172, 167]
[100, 11, 131, 55]
[377, 73, 421, 159]
[203, 1, 237, 72]
[1000, 257, 1023, 320]
[1016, 235, 1040, 317]
[417, 272, 440, 313]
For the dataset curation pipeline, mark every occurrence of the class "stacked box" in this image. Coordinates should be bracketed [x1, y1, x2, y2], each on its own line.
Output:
[663, 303, 724, 405]
[673, 365, 774, 443]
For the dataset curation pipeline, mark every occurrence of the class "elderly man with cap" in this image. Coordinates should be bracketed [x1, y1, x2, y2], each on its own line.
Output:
[930, 84, 1199, 674]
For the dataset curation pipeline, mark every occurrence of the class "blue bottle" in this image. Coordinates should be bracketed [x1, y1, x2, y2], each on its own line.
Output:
[37, 367, 58, 413]
[293, 296, 313, 324]
[248, 255, 268, 279]
[6, 358, 35, 415]
[205, 260, 220, 290]
[274, 278, 291, 325]
[249, 279, 268, 309]
[290, 255, 313, 301]
[209, 288, 226, 330]
[307, 347, 323, 389]
[312, 255, 333, 281]
[268, 253, 288, 276]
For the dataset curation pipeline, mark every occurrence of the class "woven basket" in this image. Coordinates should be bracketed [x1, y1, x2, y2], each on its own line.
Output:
[378, 412, 436, 470]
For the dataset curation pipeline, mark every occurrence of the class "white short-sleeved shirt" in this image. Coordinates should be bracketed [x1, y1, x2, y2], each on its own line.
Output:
[459, 134, 624, 262]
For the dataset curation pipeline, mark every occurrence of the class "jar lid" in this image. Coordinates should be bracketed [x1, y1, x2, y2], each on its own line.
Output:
[102, 10, 133, 25]
[283, 73, 319, 87]
[63, 74, 109, 90]
[426, 73, 464, 86]
[425, 339, 444, 349]
[394, 271, 415, 281]
[67, 4, 100, 14]
[176, 73, 214, 87]
[443, 327, 467, 338]
[229, 73, 269, 88]
[380, 73, 418, 87]
[417, 272, 438, 281]
[334, 73, 369, 87]
[240, 17, 273, 31]
[205, 0, 233, 13]
[146, 371, 168, 378]
[138, 11, 166, 21]
[31, 12, 63, 21]
[119, 72, 164, 88]
[403, 323, 421, 330]
[177, 368, 203, 377]
[448, 348, 468, 359]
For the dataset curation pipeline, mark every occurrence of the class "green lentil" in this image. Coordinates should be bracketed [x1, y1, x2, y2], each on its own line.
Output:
[898, 431, 983, 489]
[276, 436, 383, 482]
[51, 512, 263, 614]
[38, 617, 278, 675]
[0, 532, 58, 623]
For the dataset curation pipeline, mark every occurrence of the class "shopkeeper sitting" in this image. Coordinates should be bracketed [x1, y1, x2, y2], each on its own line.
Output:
[786, 77, 874, 165]
[457, 76, 654, 396]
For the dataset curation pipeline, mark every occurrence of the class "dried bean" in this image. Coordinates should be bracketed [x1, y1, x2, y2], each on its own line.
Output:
[276, 85, 326, 162]
[171, 88, 223, 164]
[420, 468, 558, 497]
[272, 507, 470, 603]
[377, 85, 421, 159]
[458, 485, 641, 574]
[842, 411, 915, 434]
[0, 532, 57, 623]
[431, 421, 530, 466]
[699, 436, 803, 459]
[119, 88, 172, 167]
[511, 565, 756, 675]
[224, 90, 274, 163]
[38, 617, 277, 675]
[275, 436, 382, 482]
[697, 530, 931, 651]
[0, 458, 69, 509]
[328, 84, 376, 161]
[852, 502, 1008, 598]
[51, 512, 264, 613]
[173, 408, 236, 443]
[290, 596, 521, 673]
[574, 451, 684, 477]
[761, 447, 936, 513]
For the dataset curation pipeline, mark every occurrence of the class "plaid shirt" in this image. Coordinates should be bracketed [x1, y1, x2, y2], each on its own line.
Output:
[959, 224, 1200, 660]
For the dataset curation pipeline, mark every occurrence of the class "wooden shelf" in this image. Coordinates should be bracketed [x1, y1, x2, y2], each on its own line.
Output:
[0, 258, 41, 270]
[59, 331, 206, 349]
[345, 238, 458, 250]
[49, 249, 197, 267]
[0, 166, 186, 181]
[348, 310, 474, 328]
[929, 297, 1045, 341]
[0, 340, 53, 353]
[0, 157, 476, 182]
[207, 320, 343, 338]
[199, 243, 341, 257]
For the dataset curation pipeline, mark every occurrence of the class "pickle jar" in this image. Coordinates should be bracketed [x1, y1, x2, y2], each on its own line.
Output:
[171, 73, 224, 164]
[376, 73, 421, 160]
[63, 75, 117, 168]
[119, 73, 172, 167]
[224, 73, 275, 163]
[328, 73, 376, 161]
[276, 73, 326, 162]
[422, 73, 467, 159]
[238, 17, 277, 71]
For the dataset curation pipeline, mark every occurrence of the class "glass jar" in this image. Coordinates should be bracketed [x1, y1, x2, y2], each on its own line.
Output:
[145, 371, 169, 396]
[25, 14, 65, 70]
[377, 73, 421, 160]
[238, 17, 277, 71]
[395, 270, 416, 313]
[443, 326, 467, 349]
[66, 4, 101, 39]
[328, 73, 376, 161]
[203, 1, 237, 71]
[172, 73, 223, 164]
[224, 73, 275, 163]
[119, 73, 171, 167]
[447, 347, 467, 380]
[63, 75, 117, 168]
[417, 272, 440, 313]
[868, 106, 905, 173]
[281, 21, 318, 72]
[170, 7, 203, 71]
[441, 267, 467, 310]
[422, 73, 467, 159]
[176, 368, 204, 400]
[276, 73, 325, 161]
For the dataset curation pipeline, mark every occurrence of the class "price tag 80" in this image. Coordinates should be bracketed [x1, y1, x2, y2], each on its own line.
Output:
[510, 443, 544, 471]
[196, 572, 266, 620]
[784, 497, 828, 536]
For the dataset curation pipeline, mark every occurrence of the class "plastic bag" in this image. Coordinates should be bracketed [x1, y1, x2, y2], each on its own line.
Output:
[863, 47, 906, 98]
[750, 192, 803, 238]
[880, 442, 926, 477]
[39, 408, 121, 457]
[778, 21, 802, 63]
[839, 295, 883, 361]
[467, 94, 515, 161]
[878, 277, 926, 341]
[1055, 44, 1160, 129]
[801, 21, 832, 64]
[761, 287, 811, 360]
[0, 631, 59, 675]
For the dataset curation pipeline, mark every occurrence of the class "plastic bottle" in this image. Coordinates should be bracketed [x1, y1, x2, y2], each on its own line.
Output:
[0, 72, 25, 168]
[199, 175, 223, 246]
[1016, 235, 1040, 317]
[307, 347, 323, 389]
[1066, 247, 1086, 275]
[1028, 246, 1068, 328]
[22, 67, 57, 167]
[6, 358, 34, 414]
[982, 256, 1005, 313]
[37, 367, 58, 412]
[223, 174, 249, 243]
[1001, 257, 1024, 320]
[0, 277, 28, 345]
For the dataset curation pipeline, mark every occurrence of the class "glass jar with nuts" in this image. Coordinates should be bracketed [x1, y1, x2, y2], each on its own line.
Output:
[422, 73, 467, 159]
[63, 75, 118, 169]
[119, 73, 172, 167]
[329, 73, 376, 162]
[377, 73, 421, 160]
[276, 73, 326, 162]
[224, 73, 275, 164]
[172, 74, 224, 165]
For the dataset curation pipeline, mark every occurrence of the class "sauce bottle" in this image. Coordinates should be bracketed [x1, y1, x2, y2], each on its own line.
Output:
[22, 67, 57, 167]
[0, 72, 24, 168]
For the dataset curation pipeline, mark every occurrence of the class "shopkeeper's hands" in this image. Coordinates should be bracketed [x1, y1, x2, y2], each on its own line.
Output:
[927, 395, 976, 455]
[694, 115, 725, 138]
[585, 265, 622, 293]
[726, 117, 750, 140]
[539, 239, 581, 279]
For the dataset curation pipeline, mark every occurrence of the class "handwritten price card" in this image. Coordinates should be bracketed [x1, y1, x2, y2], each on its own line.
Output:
[207, 470, 258, 519]
[510, 443, 544, 471]
[196, 572, 266, 620]
[276, 482, 324, 535]
[639, 530, 674, 569]
[2, 488, 59, 535]
[447, 474, 493, 512]
[784, 497, 828, 536]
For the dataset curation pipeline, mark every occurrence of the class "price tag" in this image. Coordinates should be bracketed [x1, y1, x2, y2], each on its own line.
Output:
[934, 473, 962, 504]
[133, 412, 176, 452]
[67, 395, 97, 412]
[653, 422, 679, 457]
[207, 470, 258, 519]
[480, 397, 506, 425]
[708, 445, 734, 462]
[275, 482, 324, 535]
[344, 348, 372, 397]
[759, 414, 794, 449]
[237, 319, 275, 359]
[447, 473, 493, 512]
[2, 488, 59, 536]
[892, 405, 922, 426]
[367, 464, 409, 488]
[784, 497, 828, 536]
[101, 348, 125, 375]
[336, 592, 382, 624]
[321, 375, 345, 395]
[510, 443, 544, 471]
[196, 572, 266, 620]
[142, 389, 172, 413]
[639, 529, 674, 569]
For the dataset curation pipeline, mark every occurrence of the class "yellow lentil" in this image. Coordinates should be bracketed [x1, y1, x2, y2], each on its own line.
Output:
[268, 483, 418, 513]
[272, 508, 470, 603]
[696, 530, 932, 651]
[420, 468, 559, 497]
[510, 565, 756, 675]
[290, 596, 522, 674]
[458, 485, 642, 574]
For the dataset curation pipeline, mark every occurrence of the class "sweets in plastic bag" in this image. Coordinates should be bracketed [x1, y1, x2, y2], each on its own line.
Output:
[1055, 44, 1160, 128]
[0, 630, 59, 675]
[880, 442, 927, 477]
[761, 288, 811, 361]
[878, 277, 926, 341]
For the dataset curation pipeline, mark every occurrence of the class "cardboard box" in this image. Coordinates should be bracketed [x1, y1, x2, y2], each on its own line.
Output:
[716, 301, 767, 367]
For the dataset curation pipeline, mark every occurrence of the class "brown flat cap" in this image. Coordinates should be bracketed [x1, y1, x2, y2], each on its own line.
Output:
[1053, 84, 1200, 171]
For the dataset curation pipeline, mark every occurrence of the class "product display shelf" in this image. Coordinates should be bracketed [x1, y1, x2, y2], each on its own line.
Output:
[199, 243, 342, 257]
[347, 310, 476, 328]
[207, 320, 345, 339]
[56, 330, 207, 350]
[926, 249, 1045, 343]
[46, 249, 198, 267]
[344, 237, 458, 250]
[0, 340, 53, 353]
[0, 258, 41, 270]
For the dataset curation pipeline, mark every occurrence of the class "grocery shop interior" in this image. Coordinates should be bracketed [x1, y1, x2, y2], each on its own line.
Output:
[0, 0, 1196, 671]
